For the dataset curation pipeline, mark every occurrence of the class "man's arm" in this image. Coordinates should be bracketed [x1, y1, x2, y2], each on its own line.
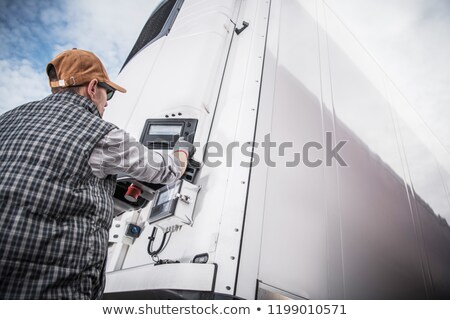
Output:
[89, 128, 191, 184]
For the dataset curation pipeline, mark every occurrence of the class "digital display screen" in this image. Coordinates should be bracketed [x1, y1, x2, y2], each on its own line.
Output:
[156, 185, 178, 206]
[152, 202, 171, 218]
[149, 125, 182, 136]
[148, 181, 181, 223]
[140, 119, 197, 150]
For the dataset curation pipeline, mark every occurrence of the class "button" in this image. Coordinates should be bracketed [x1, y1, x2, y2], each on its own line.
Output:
[124, 184, 142, 203]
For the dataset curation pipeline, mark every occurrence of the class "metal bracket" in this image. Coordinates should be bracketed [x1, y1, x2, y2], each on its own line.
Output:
[176, 193, 191, 204]
[235, 21, 249, 35]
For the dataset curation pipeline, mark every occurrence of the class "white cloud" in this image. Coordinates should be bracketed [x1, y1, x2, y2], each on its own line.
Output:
[0, 59, 49, 113]
[51, 0, 162, 80]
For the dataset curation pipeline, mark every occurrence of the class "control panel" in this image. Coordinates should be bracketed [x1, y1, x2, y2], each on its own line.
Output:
[140, 119, 197, 149]
[148, 179, 201, 232]
[112, 118, 200, 216]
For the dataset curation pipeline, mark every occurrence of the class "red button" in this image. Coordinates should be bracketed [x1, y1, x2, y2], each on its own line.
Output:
[124, 184, 142, 203]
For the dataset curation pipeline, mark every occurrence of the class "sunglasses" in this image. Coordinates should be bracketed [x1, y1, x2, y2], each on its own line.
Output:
[98, 82, 115, 101]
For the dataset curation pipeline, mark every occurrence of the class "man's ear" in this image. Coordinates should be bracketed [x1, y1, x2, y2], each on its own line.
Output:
[86, 79, 99, 100]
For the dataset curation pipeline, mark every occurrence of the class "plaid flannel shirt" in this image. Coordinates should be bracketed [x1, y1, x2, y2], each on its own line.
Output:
[0, 92, 118, 299]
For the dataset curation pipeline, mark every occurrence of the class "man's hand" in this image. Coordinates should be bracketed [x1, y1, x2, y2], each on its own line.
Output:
[173, 137, 196, 159]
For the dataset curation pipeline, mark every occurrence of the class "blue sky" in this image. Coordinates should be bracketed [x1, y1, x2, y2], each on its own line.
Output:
[0, 0, 159, 114]
[0, 0, 449, 151]
[0, 0, 62, 67]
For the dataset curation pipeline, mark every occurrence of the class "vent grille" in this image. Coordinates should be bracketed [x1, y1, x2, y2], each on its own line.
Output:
[121, 0, 183, 70]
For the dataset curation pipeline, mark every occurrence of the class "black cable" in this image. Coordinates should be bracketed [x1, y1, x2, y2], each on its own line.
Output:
[147, 227, 169, 257]
[159, 231, 173, 253]
[152, 232, 174, 264]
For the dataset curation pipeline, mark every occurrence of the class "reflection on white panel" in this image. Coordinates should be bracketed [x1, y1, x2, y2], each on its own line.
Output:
[258, 0, 328, 299]
[397, 119, 450, 221]
[253, 0, 450, 299]
[326, 24, 427, 298]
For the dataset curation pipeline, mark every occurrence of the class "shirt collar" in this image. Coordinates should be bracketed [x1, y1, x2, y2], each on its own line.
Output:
[46, 91, 101, 118]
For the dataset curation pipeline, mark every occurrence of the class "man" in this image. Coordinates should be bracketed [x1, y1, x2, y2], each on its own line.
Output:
[0, 48, 195, 299]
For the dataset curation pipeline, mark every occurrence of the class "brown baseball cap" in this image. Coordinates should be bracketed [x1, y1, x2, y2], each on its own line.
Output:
[46, 48, 126, 93]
